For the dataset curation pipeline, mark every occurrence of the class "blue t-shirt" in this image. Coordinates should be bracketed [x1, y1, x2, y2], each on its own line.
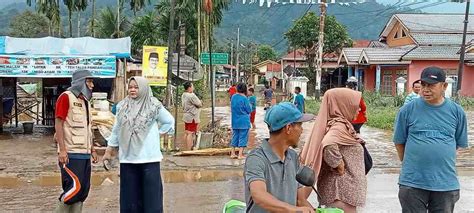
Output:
[393, 98, 468, 191]
[294, 94, 305, 113]
[231, 94, 252, 129]
[248, 95, 257, 112]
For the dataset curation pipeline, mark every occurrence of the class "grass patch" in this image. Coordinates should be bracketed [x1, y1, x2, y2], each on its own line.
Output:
[366, 105, 398, 130]
[305, 99, 321, 115]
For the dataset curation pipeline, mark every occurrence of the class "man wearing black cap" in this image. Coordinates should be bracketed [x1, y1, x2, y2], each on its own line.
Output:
[54, 70, 98, 212]
[393, 66, 468, 212]
[244, 102, 315, 213]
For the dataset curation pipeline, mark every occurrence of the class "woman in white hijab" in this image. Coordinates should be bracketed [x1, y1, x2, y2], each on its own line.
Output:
[103, 77, 174, 213]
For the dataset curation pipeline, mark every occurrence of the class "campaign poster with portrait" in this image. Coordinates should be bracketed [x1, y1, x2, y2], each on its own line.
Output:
[142, 46, 168, 86]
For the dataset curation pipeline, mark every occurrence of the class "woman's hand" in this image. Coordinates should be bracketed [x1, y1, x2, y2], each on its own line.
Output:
[336, 161, 345, 176]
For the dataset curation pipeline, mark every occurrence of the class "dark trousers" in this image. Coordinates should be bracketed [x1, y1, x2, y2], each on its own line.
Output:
[352, 123, 363, 134]
[399, 185, 460, 213]
[120, 162, 163, 213]
[59, 159, 91, 205]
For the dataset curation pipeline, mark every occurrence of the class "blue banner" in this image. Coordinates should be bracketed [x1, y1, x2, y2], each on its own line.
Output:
[0, 37, 5, 53]
[0, 55, 116, 78]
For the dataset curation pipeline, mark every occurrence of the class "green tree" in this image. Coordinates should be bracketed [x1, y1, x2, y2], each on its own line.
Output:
[128, 11, 164, 56]
[257, 45, 277, 62]
[27, 0, 61, 36]
[95, 6, 129, 38]
[285, 12, 352, 70]
[155, 0, 231, 58]
[9, 10, 49, 37]
[63, 0, 88, 37]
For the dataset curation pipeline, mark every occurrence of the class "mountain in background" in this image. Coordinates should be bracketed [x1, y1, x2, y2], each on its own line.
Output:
[0, 0, 467, 54]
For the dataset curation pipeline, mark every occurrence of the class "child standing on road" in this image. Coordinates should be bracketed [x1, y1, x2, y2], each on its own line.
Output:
[248, 88, 257, 129]
[230, 83, 252, 160]
[292, 87, 305, 113]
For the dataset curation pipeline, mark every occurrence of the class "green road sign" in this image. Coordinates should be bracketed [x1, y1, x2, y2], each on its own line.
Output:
[200, 53, 228, 65]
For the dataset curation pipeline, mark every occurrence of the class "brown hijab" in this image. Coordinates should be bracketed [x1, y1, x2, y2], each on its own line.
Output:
[300, 88, 363, 178]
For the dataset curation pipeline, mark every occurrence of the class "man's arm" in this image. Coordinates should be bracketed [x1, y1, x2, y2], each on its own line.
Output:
[297, 187, 314, 208]
[395, 144, 405, 161]
[192, 94, 203, 108]
[393, 108, 408, 161]
[55, 118, 68, 165]
[250, 181, 312, 213]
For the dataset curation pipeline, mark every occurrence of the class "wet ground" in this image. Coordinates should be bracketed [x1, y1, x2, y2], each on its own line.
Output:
[0, 108, 473, 212]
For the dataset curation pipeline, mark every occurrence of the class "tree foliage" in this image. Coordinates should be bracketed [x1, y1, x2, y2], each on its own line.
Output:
[155, 0, 231, 58]
[9, 10, 49, 37]
[257, 45, 277, 62]
[94, 6, 129, 38]
[285, 12, 352, 54]
[128, 11, 165, 56]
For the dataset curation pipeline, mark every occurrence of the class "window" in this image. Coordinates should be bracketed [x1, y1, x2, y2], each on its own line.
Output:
[382, 71, 393, 96]
[394, 27, 408, 39]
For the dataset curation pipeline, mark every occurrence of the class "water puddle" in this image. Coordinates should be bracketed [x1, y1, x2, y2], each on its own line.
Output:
[0, 169, 244, 188]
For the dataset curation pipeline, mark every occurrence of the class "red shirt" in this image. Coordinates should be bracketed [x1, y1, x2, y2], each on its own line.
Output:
[353, 98, 367, 124]
[55, 93, 88, 121]
[55, 93, 70, 121]
[228, 86, 237, 97]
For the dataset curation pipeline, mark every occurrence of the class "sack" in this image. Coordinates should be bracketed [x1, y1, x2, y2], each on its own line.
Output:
[362, 143, 373, 174]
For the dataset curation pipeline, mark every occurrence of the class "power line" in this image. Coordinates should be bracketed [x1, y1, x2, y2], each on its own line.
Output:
[271, 4, 315, 48]
[347, 2, 447, 31]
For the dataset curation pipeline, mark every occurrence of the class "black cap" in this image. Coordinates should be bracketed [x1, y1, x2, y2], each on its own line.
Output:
[420, 66, 446, 84]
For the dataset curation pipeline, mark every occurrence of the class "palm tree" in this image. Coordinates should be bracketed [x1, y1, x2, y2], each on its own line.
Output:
[27, 0, 61, 36]
[62, 0, 88, 37]
[128, 11, 165, 56]
[95, 7, 129, 38]
[129, 0, 150, 15]
[155, 0, 231, 57]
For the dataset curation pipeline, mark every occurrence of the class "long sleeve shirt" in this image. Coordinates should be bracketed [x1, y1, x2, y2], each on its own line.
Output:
[107, 104, 175, 164]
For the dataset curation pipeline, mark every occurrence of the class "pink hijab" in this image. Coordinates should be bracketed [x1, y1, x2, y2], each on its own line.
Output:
[300, 88, 363, 178]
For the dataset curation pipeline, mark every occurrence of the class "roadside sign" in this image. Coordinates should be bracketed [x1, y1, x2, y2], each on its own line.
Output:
[200, 53, 228, 65]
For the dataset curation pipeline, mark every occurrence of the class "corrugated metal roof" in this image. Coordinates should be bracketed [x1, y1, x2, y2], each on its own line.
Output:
[360, 46, 414, 64]
[340, 48, 365, 63]
[396, 14, 474, 34]
[402, 46, 461, 60]
[411, 33, 474, 46]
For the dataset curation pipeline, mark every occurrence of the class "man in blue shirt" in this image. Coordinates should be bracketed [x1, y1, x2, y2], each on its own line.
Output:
[393, 67, 468, 213]
[231, 83, 252, 159]
[292, 87, 305, 113]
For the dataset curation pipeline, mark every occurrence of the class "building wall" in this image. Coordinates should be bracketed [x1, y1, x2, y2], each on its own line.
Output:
[283, 61, 307, 69]
[364, 65, 376, 91]
[386, 22, 416, 47]
[408, 60, 474, 97]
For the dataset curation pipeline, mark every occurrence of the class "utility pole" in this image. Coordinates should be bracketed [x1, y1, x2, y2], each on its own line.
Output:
[174, 21, 185, 149]
[315, 0, 327, 99]
[236, 27, 240, 82]
[230, 40, 234, 84]
[457, 0, 470, 98]
[165, 0, 176, 108]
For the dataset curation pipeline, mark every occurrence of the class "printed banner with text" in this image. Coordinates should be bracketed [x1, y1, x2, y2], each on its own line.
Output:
[0, 55, 116, 78]
[142, 46, 168, 86]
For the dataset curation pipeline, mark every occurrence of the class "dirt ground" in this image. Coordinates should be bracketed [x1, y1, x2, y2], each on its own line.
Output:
[0, 108, 473, 212]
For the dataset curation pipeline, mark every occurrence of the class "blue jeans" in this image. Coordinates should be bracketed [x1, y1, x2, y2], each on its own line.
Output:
[231, 129, 249, 147]
[399, 185, 460, 213]
[120, 162, 163, 213]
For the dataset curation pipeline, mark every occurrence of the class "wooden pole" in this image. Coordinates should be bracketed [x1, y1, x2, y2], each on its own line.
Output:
[456, 0, 470, 98]
[315, 0, 326, 99]
[165, 0, 176, 108]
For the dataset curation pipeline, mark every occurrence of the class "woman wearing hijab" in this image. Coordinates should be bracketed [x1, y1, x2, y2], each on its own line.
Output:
[300, 88, 367, 213]
[102, 77, 175, 213]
